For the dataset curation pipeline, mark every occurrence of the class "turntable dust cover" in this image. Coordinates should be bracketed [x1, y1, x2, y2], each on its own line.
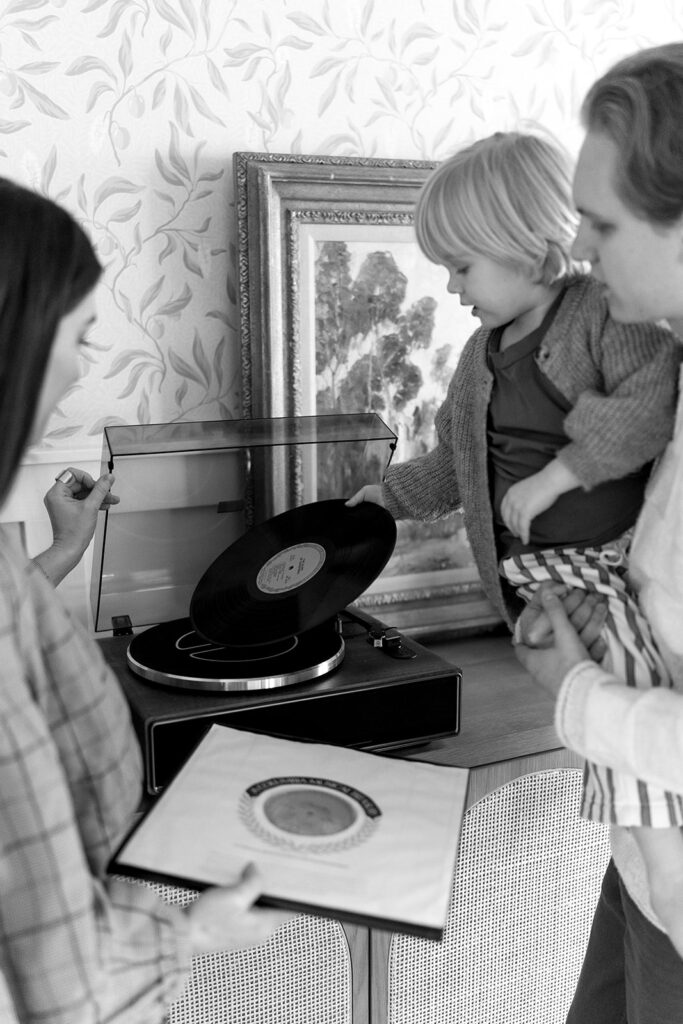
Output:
[111, 724, 469, 939]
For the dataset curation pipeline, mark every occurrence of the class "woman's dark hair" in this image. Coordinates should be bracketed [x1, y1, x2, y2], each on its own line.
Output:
[581, 43, 683, 224]
[0, 179, 101, 503]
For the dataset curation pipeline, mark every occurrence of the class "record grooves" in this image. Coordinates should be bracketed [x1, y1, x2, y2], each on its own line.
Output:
[126, 499, 396, 693]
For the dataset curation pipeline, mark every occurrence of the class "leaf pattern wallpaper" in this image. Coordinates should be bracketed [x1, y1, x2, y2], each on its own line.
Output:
[1, 0, 681, 454]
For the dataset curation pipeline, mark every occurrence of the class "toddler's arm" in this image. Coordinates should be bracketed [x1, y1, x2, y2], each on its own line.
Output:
[501, 458, 580, 544]
[560, 318, 680, 488]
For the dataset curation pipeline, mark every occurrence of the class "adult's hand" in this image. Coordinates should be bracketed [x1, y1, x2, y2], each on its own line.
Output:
[514, 588, 597, 698]
[34, 468, 119, 585]
[186, 863, 295, 954]
[516, 580, 608, 662]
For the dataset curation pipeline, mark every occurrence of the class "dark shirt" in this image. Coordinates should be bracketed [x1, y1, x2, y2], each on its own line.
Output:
[487, 294, 650, 557]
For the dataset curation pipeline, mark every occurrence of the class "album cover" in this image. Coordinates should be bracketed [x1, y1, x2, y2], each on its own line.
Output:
[110, 724, 469, 939]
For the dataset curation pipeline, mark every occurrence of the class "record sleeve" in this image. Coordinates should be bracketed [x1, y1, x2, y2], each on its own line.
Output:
[109, 724, 469, 939]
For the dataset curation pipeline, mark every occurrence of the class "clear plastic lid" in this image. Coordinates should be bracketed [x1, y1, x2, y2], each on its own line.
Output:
[90, 413, 397, 632]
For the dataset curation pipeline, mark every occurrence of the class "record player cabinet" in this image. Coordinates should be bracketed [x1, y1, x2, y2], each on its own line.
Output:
[101, 608, 462, 795]
[90, 413, 462, 794]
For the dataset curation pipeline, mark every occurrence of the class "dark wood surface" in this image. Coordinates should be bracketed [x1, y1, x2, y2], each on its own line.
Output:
[417, 633, 561, 769]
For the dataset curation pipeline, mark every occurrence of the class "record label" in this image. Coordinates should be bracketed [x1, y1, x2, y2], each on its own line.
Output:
[256, 542, 326, 594]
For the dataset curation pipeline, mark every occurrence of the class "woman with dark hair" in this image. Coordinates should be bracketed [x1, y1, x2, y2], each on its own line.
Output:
[0, 179, 100, 499]
[0, 179, 122, 586]
[0, 179, 289, 1024]
[516, 43, 683, 1024]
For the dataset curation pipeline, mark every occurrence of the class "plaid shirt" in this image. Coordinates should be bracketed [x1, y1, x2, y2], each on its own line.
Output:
[0, 529, 190, 1022]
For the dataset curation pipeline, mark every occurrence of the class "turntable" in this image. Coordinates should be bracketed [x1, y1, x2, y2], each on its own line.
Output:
[127, 497, 397, 691]
[92, 414, 462, 793]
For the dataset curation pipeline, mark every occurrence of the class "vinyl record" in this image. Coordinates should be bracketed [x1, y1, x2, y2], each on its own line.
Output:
[190, 498, 396, 646]
[126, 616, 344, 692]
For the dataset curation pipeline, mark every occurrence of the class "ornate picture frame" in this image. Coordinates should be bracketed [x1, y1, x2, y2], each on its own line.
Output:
[234, 151, 501, 638]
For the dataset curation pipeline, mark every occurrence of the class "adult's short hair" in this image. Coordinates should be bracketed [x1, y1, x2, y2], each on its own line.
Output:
[581, 42, 683, 224]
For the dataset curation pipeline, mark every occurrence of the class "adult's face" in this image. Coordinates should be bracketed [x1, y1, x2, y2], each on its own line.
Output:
[29, 290, 97, 445]
[572, 130, 683, 323]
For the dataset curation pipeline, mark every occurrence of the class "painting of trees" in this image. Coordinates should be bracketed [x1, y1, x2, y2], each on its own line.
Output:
[313, 238, 473, 578]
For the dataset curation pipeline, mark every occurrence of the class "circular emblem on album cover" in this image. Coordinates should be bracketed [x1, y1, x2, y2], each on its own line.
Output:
[238, 776, 381, 853]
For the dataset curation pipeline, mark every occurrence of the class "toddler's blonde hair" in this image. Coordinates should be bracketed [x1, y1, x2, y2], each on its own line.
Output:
[415, 131, 580, 285]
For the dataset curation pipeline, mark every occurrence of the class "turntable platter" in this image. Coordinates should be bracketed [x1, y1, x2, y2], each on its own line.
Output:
[127, 616, 344, 692]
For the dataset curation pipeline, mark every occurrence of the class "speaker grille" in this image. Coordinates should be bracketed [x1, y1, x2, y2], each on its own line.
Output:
[129, 882, 352, 1024]
[388, 769, 611, 1024]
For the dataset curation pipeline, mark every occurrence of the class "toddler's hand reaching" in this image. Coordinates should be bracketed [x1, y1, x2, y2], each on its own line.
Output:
[345, 485, 385, 508]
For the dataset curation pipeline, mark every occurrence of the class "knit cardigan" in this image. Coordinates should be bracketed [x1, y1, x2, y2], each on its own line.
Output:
[382, 274, 682, 629]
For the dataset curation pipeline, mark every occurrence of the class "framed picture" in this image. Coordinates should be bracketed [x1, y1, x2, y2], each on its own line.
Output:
[234, 152, 501, 638]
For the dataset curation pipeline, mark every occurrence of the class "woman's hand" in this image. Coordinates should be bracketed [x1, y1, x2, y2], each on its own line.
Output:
[34, 468, 119, 585]
[514, 587, 603, 698]
[186, 863, 295, 954]
[345, 484, 385, 508]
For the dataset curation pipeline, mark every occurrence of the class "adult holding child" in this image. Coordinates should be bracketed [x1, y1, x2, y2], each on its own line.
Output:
[516, 42, 683, 1024]
[348, 123, 683, 978]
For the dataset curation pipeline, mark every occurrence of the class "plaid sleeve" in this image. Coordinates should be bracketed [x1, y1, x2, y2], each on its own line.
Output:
[0, 542, 192, 1023]
[0, 966, 20, 1022]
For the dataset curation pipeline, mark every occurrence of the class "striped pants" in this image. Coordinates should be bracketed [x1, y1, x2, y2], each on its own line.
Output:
[501, 541, 683, 828]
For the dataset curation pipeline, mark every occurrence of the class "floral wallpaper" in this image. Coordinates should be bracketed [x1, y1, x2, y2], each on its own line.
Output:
[1, 0, 681, 454]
